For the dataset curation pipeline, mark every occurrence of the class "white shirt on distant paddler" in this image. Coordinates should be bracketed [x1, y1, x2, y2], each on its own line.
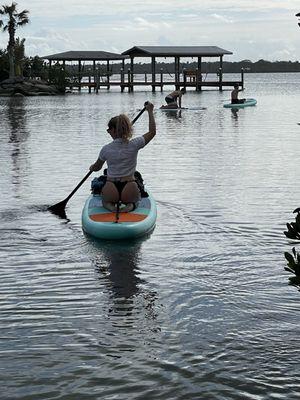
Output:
[99, 136, 145, 178]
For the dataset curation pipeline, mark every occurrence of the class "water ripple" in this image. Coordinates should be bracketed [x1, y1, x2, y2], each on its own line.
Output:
[1, 79, 300, 398]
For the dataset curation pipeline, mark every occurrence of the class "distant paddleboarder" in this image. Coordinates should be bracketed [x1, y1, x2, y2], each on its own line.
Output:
[231, 83, 245, 104]
[296, 12, 300, 27]
[161, 88, 186, 109]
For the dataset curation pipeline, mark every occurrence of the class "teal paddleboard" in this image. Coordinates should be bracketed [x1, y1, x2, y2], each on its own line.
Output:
[82, 192, 157, 240]
[223, 98, 257, 108]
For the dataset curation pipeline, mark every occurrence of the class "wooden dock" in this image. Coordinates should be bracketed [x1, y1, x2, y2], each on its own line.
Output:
[44, 47, 244, 94]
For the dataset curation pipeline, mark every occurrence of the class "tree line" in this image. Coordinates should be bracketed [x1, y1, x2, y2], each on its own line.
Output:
[56, 59, 300, 77]
[107, 60, 300, 74]
[0, 1, 30, 80]
[0, 1, 66, 88]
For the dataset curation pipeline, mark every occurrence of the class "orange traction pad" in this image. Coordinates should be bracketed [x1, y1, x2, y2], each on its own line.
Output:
[90, 212, 147, 223]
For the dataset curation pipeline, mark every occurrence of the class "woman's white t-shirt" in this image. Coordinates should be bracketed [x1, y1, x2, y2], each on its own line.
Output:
[99, 136, 145, 178]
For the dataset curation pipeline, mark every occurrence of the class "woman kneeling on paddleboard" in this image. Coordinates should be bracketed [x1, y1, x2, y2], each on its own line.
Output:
[89, 102, 156, 212]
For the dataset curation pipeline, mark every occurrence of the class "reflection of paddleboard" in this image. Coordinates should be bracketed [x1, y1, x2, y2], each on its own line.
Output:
[137, 107, 206, 111]
[160, 107, 207, 111]
[223, 98, 257, 108]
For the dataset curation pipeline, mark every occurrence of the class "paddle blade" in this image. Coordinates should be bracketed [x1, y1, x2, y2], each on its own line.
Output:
[48, 200, 68, 219]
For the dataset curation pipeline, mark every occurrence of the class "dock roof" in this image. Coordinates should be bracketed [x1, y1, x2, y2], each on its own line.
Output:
[41, 51, 127, 61]
[122, 46, 233, 57]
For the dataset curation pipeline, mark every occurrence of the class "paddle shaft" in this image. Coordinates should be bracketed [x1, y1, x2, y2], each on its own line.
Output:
[64, 170, 93, 203]
[131, 106, 147, 124]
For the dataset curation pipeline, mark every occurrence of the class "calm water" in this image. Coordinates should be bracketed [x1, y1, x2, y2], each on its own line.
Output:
[1, 73, 300, 399]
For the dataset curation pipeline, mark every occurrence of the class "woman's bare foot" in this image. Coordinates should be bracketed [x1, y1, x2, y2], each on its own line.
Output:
[121, 203, 135, 213]
[103, 201, 117, 212]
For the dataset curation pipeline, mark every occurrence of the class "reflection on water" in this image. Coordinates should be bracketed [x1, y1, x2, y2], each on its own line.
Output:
[161, 109, 182, 119]
[7, 97, 28, 139]
[87, 237, 159, 327]
[6, 97, 30, 188]
[92, 239, 144, 299]
[231, 107, 239, 119]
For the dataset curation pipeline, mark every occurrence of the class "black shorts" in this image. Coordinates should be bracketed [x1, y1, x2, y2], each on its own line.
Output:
[165, 96, 175, 104]
[112, 181, 132, 196]
[92, 170, 148, 198]
[231, 99, 245, 104]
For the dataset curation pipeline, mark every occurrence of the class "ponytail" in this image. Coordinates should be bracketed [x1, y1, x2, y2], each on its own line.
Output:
[108, 114, 133, 141]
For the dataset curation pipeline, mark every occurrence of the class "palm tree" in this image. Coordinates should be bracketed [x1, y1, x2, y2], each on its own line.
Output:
[14, 36, 25, 76]
[0, 2, 29, 79]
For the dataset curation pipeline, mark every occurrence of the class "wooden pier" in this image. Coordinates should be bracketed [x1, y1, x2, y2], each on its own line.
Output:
[42, 46, 244, 93]
[66, 70, 244, 93]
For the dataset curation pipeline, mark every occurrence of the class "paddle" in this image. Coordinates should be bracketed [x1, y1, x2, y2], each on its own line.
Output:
[48, 103, 148, 218]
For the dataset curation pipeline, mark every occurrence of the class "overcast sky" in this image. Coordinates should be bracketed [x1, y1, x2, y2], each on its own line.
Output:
[0, 0, 299, 61]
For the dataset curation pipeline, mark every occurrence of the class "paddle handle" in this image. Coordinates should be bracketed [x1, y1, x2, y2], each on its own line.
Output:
[131, 102, 148, 124]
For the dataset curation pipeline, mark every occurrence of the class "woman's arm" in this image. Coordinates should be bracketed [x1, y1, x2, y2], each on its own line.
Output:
[89, 158, 105, 172]
[142, 102, 156, 145]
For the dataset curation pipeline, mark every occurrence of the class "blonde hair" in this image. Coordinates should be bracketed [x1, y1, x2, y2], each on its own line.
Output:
[108, 114, 133, 141]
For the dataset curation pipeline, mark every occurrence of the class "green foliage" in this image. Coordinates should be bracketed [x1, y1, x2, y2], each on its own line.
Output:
[14, 36, 25, 76]
[0, 2, 29, 78]
[23, 56, 48, 79]
[0, 48, 9, 81]
[284, 212, 300, 240]
[48, 63, 68, 92]
[284, 247, 300, 288]
[30, 56, 44, 73]
[284, 211, 300, 288]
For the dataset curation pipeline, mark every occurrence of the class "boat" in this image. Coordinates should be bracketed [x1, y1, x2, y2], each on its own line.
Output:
[223, 98, 257, 108]
[82, 192, 157, 240]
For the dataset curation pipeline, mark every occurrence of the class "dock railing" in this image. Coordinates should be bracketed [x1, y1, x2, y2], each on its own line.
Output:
[64, 68, 245, 92]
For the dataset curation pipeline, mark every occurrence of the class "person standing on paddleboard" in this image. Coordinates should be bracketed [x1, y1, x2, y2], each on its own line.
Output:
[231, 83, 245, 104]
[89, 102, 156, 213]
[161, 88, 186, 109]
